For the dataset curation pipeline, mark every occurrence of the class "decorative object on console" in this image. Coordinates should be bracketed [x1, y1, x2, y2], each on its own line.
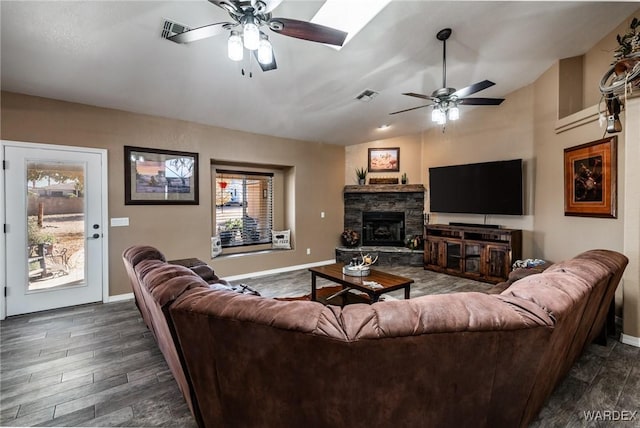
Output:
[390, 28, 504, 129]
[401, 172, 407, 184]
[368, 147, 400, 172]
[162, 0, 347, 74]
[355, 167, 367, 185]
[564, 136, 617, 218]
[271, 229, 291, 249]
[341, 229, 360, 247]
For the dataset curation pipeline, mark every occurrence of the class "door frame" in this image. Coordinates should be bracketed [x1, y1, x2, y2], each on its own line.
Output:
[1, 140, 109, 320]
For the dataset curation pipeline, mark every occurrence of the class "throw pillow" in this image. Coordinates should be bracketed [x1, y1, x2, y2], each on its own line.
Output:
[211, 235, 222, 258]
[271, 229, 291, 249]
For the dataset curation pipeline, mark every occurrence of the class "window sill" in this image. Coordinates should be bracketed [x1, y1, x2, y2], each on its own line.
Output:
[213, 248, 293, 260]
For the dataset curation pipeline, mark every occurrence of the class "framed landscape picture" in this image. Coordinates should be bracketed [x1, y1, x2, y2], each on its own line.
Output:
[564, 136, 616, 218]
[124, 146, 199, 205]
[368, 147, 400, 172]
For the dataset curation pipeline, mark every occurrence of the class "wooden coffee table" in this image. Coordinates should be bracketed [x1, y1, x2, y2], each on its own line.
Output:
[309, 263, 414, 304]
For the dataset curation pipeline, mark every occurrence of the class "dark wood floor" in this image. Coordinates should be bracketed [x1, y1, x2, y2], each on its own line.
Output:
[1, 266, 638, 427]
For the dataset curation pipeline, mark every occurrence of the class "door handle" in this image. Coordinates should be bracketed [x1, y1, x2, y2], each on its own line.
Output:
[88, 233, 101, 240]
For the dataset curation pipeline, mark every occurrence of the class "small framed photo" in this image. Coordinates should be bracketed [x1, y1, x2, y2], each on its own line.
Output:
[564, 136, 617, 218]
[124, 146, 199, 205]
[368, 147, 400, 172]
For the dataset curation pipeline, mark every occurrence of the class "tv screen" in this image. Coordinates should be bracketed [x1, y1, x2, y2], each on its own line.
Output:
[429, 159, 523, 215]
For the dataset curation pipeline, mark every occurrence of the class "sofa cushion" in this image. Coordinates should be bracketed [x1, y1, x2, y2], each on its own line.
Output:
[169, 287, 556, 428]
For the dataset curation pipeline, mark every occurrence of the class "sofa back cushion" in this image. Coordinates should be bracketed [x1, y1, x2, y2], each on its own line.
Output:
[503, 249, 627, 425]
[122, 246, 167, 336]
[169, 288, 555, 427]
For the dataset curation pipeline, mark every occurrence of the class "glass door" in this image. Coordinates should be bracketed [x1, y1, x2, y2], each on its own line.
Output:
[4, 143, 105, 316]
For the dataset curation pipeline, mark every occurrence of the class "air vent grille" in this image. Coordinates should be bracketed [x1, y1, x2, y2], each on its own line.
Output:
[355, 89, 379, 102]
[161, 20, 190, 39]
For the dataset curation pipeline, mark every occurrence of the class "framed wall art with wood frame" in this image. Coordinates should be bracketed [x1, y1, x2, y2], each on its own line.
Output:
[124, 146, 199, 205]
[368, 147, 400, 172]
[564, 136, 617, 218]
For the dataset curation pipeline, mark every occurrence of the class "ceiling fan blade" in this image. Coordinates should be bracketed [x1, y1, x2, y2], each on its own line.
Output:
[253, 50, 278, 72]
[452, 80, 495, 99]
[168, 22, 231, 44]
[268, 18, 347, 46]
[458, 97, 505, 106]
[390, 104, 432, 115]
[403, 92, 438, 102]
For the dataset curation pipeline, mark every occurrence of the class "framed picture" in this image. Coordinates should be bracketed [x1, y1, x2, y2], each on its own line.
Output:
[124, 146, 199, 205]
[564, 136, 616, 218]
[368, 147, 400, 172]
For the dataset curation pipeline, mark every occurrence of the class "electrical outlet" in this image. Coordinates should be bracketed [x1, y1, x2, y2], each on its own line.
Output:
[306, 248, 311, 255]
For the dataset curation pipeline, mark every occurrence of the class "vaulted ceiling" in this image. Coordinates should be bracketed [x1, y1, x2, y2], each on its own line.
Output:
[1, 1, 637, 145]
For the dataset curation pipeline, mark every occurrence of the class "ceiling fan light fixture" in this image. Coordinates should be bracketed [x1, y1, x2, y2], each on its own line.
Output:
[243, 18, 260, 50]
[228, 31, 243, 61]
[257, 34, 273, 65]
[448, 105, 460, 121]
[432, 108, 445, 124]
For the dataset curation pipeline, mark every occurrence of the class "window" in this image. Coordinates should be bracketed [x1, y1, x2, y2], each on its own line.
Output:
[215, 169, 273, 248]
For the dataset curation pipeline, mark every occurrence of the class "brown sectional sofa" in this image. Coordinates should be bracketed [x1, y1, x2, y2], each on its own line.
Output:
[122, 246, 627, 428]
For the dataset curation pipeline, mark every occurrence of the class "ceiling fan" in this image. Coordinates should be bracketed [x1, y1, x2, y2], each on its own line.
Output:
[165, 0, 348, 73]
[390, 28, 504, 125]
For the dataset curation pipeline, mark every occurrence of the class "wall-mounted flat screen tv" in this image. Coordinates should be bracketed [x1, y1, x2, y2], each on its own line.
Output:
[429, 159, 523, 215]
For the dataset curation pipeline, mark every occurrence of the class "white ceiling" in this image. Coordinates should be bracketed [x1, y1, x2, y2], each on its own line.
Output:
[1, 1, 637, 146]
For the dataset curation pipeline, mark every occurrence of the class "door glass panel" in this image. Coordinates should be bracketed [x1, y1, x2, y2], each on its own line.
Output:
[464, 243, 482, 273]
[446, 242, 461, 269]
[26, 161, 86, 291]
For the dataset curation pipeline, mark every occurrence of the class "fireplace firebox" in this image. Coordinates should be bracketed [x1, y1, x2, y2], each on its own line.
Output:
[362, 212, 405, 246]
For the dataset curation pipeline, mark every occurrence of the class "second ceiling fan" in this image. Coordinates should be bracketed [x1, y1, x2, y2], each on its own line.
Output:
[391, 28, 504, 125]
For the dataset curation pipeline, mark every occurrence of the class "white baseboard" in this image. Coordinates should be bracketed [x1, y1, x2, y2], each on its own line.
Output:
[621, 333, 640, 348]
[224, 259, 335, 282]
[106, 293, 134, 303]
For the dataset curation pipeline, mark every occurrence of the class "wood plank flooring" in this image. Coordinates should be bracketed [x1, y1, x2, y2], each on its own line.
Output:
[1, 266, 638, 427]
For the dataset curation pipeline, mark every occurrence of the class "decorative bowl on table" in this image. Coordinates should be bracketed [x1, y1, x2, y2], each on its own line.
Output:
[342, 265, 371, 277]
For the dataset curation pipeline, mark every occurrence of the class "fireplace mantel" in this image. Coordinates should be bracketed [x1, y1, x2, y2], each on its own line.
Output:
[344, 184, 425, 194]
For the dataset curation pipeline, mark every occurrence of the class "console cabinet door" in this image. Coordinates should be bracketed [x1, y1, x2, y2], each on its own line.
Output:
[463, 242, 484, 279]
[424, 238, 442, 268]
[443, 240, 462, 272]
[484, 244, 511, 282]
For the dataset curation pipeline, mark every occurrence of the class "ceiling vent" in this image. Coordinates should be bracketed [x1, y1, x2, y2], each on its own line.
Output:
[161, 19, 190, 40]
[355, 89, 379, 102]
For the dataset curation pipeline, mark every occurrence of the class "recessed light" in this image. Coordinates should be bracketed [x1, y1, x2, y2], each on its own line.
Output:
[378, 124, 391, 130]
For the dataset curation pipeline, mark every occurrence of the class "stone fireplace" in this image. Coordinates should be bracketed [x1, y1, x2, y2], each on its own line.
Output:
[339, 184, 426, 266]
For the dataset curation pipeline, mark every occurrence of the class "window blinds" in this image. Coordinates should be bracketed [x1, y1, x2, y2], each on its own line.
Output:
[215, 170, 273, 247]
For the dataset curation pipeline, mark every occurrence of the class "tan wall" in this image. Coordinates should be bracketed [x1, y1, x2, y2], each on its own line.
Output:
[344, 133, 423, 186]
[1, 91, 345, 297]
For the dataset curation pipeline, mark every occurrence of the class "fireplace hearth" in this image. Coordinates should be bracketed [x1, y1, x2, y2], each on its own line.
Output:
[363, 211, 405, 246]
